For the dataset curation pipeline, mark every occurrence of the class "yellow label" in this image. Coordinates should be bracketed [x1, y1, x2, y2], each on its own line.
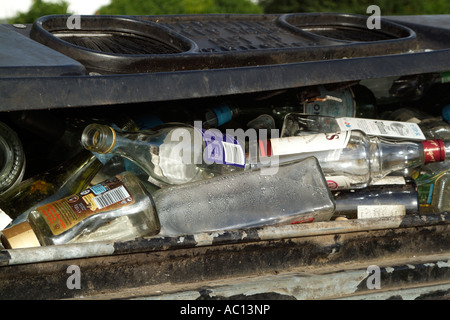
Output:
[35, 177, 134, 236]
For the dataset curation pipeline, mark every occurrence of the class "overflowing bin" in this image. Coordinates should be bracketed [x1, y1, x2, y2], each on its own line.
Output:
[0, 12, 449, 300]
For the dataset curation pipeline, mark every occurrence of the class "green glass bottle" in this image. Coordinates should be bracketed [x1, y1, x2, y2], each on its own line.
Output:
[0, 149, 103, 227]
[301, 84, 377, 119]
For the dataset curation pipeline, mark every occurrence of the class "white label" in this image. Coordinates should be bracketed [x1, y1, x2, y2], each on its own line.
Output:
[370, 176, 406, 185]
[0, 209, 12, 231]
[335, 117, 426, 140]
[93, 185, 130, 210]
[269, 131, 351, 156]
[222, 141, 245, 166]
[357, 205, 406, 219]
[326, 176, 353, 190]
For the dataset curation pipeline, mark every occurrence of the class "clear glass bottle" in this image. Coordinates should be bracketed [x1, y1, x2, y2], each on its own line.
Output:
[280, 113, 426, 141]
[385, 106, 450, 142]
[0, 121, 26, 195]
[0, 150, 103, 227]
[153, 157, 335, 237]
[1, 171, 160, 248]
[261, 130, 448, 190]
[81, 123, 246, 187]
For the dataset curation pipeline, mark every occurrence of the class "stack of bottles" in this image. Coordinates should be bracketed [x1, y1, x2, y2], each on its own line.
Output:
[1, 72, 450, 249]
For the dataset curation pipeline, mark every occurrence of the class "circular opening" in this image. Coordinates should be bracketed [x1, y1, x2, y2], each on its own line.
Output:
[31, 15, 196, 56]
[53, 30, 186, 55]
[281, 13, 415, 43]
[81, 124, 116, 154]
[0, 122, 26, 193]
[0, 137, 9, 171]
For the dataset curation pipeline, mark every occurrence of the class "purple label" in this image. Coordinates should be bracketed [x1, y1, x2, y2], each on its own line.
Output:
[200, 129, 245, 167]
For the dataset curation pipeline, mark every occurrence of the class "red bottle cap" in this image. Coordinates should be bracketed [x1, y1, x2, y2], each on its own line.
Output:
[422, 139, 445, 164]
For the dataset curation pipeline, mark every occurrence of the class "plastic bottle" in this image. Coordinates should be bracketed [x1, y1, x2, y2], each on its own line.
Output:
[260, 130, 448, 190]
[153, 157, 335, 237]
[0, 121, 26, 197]
[0, 150, 103, 229]
[1, 171, 160, 248]
[280, 113, 426, 141]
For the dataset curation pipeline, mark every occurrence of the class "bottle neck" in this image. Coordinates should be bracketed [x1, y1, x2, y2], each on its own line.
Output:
[81, 124, 117, 154]
[372, 138, 445, 179]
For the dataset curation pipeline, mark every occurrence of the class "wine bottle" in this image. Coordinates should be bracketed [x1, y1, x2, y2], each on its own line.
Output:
[332, 176, 419, 219]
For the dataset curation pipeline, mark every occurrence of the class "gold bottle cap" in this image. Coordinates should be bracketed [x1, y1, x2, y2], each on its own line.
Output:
[1, 222, 41, 249]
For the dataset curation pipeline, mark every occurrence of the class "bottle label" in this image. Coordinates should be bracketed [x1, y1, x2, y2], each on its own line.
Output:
[35, 176, 135, 236]
[200, 129, 246, 167]
[335, 117, 426, 140]
[268, 131, 351, 157]
[303, 87, 356, 117]
[417, 180, 434, 205]
[326, 176, 352, 190]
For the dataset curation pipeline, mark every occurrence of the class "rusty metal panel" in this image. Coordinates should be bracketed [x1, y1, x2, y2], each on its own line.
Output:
[0, 213, 448, 300]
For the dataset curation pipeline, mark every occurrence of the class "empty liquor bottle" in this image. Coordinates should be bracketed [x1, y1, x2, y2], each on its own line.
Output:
[332, 176, 419, 219]
[0, 150, 103, 228]
[1, 171, 160, 248]
[281, 113, 426, 140]
[81, 123, 247, 187]
[385, 106, 450, 141]
[259, 130, 448, 190]
[153, 157, 335, 237]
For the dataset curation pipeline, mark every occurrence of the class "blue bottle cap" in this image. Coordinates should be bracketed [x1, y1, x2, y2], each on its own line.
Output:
[442, 104, 450, 123]
[212, 104, 233, 126]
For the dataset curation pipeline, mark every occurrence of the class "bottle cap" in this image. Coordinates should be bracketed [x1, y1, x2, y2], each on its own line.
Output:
[422, 139, 445, 164]
[1, 221, 41, 249]
[442, 104, 450, 122]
